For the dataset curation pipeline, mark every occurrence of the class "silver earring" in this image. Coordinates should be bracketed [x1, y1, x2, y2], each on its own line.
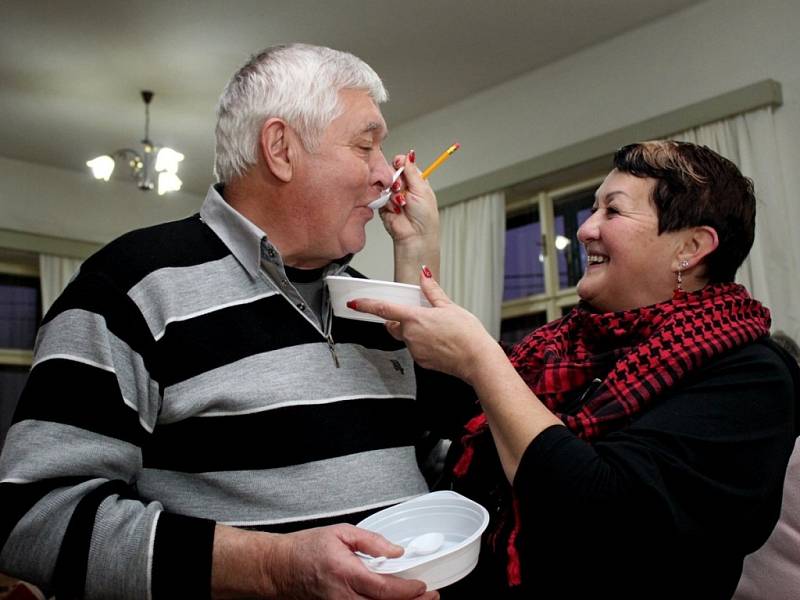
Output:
[674, 259, 690, 299]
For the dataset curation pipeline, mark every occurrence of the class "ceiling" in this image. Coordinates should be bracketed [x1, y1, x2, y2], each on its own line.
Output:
[0, 0, 704, 196]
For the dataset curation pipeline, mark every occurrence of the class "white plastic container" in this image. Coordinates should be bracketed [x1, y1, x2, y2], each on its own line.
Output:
[357, 491, 490, 590]
[325, 275, 431, 323]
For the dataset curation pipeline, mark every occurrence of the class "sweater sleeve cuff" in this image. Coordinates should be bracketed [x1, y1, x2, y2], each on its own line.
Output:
[151, 511, 216, 600]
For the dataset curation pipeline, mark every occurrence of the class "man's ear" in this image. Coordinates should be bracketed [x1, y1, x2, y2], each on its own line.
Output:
[259, 118, 294, 183]
[674, 225, 719, 271]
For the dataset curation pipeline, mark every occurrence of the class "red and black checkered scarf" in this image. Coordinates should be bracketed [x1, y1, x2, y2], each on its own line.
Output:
[452, 282, 770, 587]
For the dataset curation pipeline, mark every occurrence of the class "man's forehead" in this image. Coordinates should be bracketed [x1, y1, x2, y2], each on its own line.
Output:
[335, 88, 388, 137]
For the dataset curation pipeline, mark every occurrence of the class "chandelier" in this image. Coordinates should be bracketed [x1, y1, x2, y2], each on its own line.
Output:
[86, 90, 184, 195]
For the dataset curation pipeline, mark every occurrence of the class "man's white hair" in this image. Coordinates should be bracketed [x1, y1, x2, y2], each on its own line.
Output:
[214, 43, 388, 183]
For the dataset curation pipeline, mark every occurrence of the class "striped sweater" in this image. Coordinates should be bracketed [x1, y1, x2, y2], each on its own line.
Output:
[0, 186, 437, 599]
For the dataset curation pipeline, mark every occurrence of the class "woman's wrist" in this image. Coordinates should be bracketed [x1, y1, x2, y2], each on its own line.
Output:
[463, 339, 510, 390]
[393, 239, 440, 283]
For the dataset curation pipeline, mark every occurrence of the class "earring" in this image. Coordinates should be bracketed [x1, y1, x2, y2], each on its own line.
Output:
[673, 259, 690, 299]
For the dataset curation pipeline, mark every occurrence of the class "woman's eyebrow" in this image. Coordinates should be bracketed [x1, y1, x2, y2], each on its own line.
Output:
[594, 190, 631, 204]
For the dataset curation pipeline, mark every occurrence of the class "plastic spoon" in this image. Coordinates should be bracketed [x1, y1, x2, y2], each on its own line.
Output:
[402, 532, 445, 558]
[367, 166, 405, 210]
[361, 532, 445, 567]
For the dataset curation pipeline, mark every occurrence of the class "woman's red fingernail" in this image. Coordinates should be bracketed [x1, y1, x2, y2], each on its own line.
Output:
[422, 265, 432, 278]
[408, 149, 416, 163]
[393, 193, 406, 206]
[394, 157, 402, 168]
[391, 181, 401, 192]
[346, 300, 358, 310]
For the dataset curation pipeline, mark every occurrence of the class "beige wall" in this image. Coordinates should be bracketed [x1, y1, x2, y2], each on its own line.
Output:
[368, 0, 800, 279]
[0, 155, 204, 245]
[2, 0, 799, 284]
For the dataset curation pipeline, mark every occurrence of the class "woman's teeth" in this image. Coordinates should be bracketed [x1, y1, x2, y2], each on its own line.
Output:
[587, 255, 607, 265]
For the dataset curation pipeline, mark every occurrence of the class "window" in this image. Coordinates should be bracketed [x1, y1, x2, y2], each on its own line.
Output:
[499, 311, 548, 346]
[504, 204, 544, 300]
[500, 177, 601, 345]
[0, 273, 40, 349]
[553, 188, 593, 289]
[0, 249, 39, 450]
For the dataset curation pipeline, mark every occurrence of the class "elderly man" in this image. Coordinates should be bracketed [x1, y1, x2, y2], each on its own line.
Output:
[0, 44, 453, 599]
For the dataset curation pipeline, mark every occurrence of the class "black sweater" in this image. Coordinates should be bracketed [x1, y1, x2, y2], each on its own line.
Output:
[444, 339, 797, 599]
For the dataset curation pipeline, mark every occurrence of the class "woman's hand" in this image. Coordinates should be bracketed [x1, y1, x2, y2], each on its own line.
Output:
[381, 151, 440, 283]
[352, 269, 564, 483]
[350, 270, 499, 385]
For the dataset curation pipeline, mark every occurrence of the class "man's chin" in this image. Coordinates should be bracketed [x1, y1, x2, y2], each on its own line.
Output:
[341, 225, 368, 256]
[344, 240, 367, 256]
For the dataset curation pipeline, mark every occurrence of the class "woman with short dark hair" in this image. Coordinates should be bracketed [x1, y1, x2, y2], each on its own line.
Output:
[357, 140, 797, 599]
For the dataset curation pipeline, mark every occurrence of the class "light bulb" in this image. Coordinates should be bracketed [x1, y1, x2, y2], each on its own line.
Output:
[554, 235, 571, 251]
[86, 155, 115, 181]
[155, 147, 184, 174]
[158, 171, 182, 195]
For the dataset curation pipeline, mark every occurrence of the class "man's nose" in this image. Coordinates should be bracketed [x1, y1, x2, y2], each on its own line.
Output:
[374, 152, 395, 190]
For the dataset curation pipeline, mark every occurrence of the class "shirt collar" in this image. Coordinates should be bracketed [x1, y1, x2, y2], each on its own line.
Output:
[199, 184, 263, 278]
[199, 183, 352, 280]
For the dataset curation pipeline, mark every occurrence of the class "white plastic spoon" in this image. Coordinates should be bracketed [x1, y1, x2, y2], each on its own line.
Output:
[402, 532, 445, 558]
[362, 532, 445, 567]
[367, 166, 405, 210]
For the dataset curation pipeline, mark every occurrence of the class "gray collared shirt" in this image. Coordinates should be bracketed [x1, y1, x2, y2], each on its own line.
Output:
[198, 184, 350, 333]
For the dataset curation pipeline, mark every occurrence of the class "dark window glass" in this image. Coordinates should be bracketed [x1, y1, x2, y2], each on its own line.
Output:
[504, 205, 544, 300]
[500, 311, 548, 346]
[553, 190, 595, 289]
[0, 364, 29, 451]
[0, 274, 41, 349]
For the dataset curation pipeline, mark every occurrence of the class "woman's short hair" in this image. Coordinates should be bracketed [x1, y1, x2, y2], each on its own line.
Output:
[613, 141, 755, 283]
[214, 43, 387, 184]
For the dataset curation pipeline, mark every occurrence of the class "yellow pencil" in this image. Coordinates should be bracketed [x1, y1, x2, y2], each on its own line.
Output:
[420, 143, 461, 180]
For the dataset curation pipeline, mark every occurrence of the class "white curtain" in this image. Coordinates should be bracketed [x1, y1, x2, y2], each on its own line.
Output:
[672, 107, 800, 342]
[39, 254, 82, 314]
[440, 191, 506, 339]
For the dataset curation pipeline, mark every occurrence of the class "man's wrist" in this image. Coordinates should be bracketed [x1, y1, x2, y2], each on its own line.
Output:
[212, 525, 280, 599]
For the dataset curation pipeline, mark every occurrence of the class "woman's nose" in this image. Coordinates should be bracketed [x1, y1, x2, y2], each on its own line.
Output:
[577, 212, 598, 244]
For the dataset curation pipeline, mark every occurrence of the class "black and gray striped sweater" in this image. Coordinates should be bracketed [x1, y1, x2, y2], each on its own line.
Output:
[0, 187, 469, 599]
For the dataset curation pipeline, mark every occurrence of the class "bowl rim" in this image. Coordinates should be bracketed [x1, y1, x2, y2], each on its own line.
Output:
[325, 274, 423, 292]
[356, 491, 489, 573]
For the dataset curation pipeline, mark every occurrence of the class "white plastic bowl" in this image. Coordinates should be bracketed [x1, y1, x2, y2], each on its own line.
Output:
[325, 275, 431, 323]
[357, 491, 489, 590]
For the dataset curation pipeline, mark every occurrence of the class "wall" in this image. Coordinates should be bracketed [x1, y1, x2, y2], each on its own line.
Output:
[384, 0, 800, 198]
[3, 0, 799, 286]
[371, 0, 800, 272]
[0, 156, 204, 245]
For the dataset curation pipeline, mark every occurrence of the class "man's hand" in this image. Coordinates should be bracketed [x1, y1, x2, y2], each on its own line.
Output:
[212, 523, 439, 599]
